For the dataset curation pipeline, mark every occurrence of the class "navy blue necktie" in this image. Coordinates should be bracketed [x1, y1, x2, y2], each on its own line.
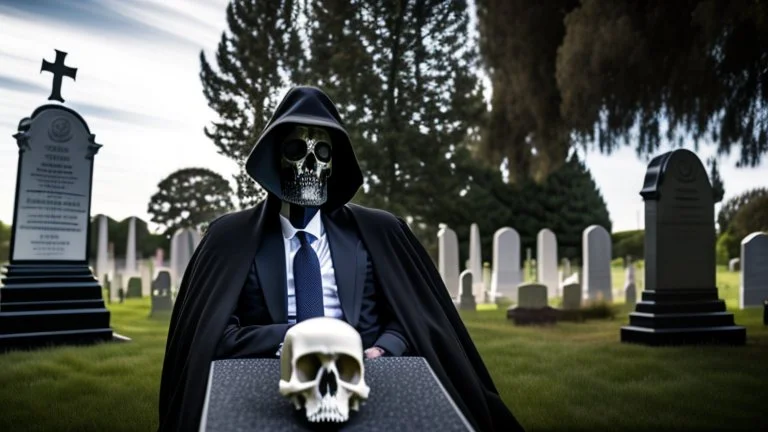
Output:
[294, 231, 324, 322]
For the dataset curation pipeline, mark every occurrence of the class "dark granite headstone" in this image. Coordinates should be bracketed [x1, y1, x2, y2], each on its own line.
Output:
[459, 270, 476, 311]
[126, 276, 142, 298]
[150, 271, 173, 316]
[621, 149, 746, 345]
[200, 357, 473, 432]
[0, 99, 125, 352]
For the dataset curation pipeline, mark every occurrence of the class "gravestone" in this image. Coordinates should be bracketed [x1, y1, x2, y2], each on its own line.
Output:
[624, 264, 637, 307]
[507, 282, 557, 325]
[0, 58, 123, 351]
[536, 229, 558, 299]
[562, 283, 582, 310]
[621, 149, 745, 345]
[151, 270, 174, 316]
[729, 258, 740, 272]
[170, 227, 201, 292]
[583, 225, 613, 302]
[200, 358, 473, 432]
[126, 276, 142, 298]
[139, 260, 153, 297]
[125, 216, 137, 275]
[491, 227, 522, 301]
[437, 225, 460, 299]
[482, 262, 491, 302]
[739, 232, 768, 309]
[468, 223, 483, 304]
[561, 258, 571, 279]
[458, 270, 476, 311]
[96, 214, 108, 282]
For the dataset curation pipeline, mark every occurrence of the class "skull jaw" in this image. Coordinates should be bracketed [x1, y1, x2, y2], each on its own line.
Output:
[281, 173, 328, 207]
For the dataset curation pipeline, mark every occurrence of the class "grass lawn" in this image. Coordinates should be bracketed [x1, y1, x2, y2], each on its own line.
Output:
[1, 268, 766, 432]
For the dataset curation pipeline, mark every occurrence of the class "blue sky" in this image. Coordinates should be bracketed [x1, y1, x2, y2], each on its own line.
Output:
[0, 0, 765, 234]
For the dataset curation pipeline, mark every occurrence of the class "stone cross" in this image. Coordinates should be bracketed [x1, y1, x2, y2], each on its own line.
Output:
[41, 49, 77, 103]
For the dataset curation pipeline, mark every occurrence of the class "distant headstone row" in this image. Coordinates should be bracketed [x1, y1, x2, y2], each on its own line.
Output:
[437, 223, 613, 308]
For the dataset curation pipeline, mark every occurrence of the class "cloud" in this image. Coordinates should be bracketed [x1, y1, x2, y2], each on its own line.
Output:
[0, 74, 48, 94]
[0, 0, 202, 49]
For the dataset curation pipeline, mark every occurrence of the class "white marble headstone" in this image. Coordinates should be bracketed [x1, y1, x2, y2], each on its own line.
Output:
[437, 225, 460, 299]
[536, 229, 558, 299]
[125, 216, 137, 275]
[468, 223, 484, 304]
[139, 260, 153, 297]
[583, 225, 613, 302]
[740, 232, 768, 309]
[170, 227, 201, 290]
[491, 227, 522, 301]
[96, 214, 108, 282]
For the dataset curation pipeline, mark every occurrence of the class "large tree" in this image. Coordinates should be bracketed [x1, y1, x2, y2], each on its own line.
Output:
[477, 0, 768, 182]
[147, 168, 235, 237]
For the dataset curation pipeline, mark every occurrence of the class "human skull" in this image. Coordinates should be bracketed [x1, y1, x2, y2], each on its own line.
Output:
[280, 125, 332, 207]
[278, 317, 370, 423]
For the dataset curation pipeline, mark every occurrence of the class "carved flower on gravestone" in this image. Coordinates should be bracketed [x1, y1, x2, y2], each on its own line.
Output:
[48, 117, 72, 142]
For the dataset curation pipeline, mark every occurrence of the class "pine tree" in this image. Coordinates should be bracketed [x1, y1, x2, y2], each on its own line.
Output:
[200, 0, 305, 208]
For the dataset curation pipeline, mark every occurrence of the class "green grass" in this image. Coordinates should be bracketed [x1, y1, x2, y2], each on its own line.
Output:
[1, 269, 766, 431]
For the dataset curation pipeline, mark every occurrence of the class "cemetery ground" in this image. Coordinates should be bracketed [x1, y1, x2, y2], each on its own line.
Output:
[0, 265, 766, 432]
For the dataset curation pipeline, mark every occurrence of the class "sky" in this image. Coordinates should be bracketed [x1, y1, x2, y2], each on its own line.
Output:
[0, 0, 765, 235]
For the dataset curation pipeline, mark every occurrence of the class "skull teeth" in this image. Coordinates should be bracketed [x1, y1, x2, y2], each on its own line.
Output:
[306, 393, 347, 423]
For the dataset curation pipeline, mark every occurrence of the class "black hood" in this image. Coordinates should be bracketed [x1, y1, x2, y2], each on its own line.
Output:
[245, 86, 363, 212]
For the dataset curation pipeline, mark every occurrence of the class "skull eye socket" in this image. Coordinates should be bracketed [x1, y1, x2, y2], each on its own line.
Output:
[295, 354, 322, 382]
[336, 354, 361, 384]
[282, 139, 307, 162]
[314, 142, 332, 163]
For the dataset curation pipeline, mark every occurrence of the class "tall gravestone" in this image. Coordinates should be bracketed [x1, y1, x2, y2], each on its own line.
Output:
[96, 213, 108, 281]
[170, 227, 201, 291]
[125, 216, 137, 275]
[491, 227, 522, 301]
[437, 225, 460, 299]
[537, 228, 558, 300]
[468, 223, 484, 304]
[621, 149, 745, 345]
[583, 225, 613, 302]
[0, 51, 122, 351]
[740, 232, 768, 309]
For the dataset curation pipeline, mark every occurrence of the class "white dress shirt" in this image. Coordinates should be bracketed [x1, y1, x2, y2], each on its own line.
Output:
[279, 211, 343, 324]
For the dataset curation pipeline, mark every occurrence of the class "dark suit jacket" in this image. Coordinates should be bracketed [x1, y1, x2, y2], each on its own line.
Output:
[214, 213, 409, 359]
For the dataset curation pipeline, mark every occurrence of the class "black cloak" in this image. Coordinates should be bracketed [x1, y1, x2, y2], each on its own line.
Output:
[158, 87, 524, 432]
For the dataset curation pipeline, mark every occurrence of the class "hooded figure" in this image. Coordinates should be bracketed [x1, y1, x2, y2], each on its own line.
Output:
[158, 86, 524, 432]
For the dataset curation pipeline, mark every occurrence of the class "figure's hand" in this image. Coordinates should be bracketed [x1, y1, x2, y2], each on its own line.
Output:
[364, 346, 385, 359]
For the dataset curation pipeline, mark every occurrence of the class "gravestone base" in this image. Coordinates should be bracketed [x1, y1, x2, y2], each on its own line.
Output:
[556, 309, 586, 322]
[0, 263, 127, 353]
[506, 306, 558, 325]
[621, 289, 746, 346]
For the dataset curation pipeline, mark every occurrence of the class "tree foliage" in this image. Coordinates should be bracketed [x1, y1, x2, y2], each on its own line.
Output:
[477, 0, 768, 182]
[717, 187, 768, 234]
[147, 168, 234, 237]
[729, 194, 768, 244]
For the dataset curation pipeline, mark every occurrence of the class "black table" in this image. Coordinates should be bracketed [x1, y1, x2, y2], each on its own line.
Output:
[200, 357, 474, 431]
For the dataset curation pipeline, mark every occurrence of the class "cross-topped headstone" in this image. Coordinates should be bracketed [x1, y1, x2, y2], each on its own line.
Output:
[41, 49, 77, 103]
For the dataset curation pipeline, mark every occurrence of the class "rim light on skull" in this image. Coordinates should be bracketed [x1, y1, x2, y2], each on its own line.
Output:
[280, 125, 333, 206]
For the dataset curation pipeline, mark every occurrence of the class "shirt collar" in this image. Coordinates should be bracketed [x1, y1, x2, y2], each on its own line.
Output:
[279, 209, 324, 241]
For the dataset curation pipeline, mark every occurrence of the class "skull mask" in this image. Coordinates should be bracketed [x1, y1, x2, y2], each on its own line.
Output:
[278, 317, 370, 423]
[280, 125, 333, 207]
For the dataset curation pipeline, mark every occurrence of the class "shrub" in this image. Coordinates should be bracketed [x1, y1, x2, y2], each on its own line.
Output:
[612, 230, 644, 260]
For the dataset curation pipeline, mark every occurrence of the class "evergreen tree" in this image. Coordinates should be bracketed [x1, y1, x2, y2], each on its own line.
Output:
[200, 0, 305, 208]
